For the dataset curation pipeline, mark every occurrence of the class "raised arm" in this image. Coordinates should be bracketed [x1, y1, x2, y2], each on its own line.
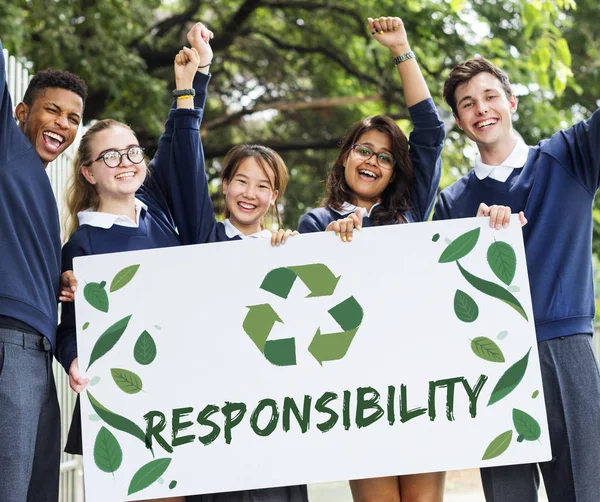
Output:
[0, 40, 25, 165]
[370, 17, 444, 221]
[143, 23, 218, 244]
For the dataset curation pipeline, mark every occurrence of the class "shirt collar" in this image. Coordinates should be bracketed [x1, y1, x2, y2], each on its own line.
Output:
[330, 201, 381, 218]
[474, 138, 529, 182]
[223, 219, 273, 240]
[77, 198, 148, 229]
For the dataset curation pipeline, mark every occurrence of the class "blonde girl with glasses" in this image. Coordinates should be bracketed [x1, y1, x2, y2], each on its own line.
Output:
[298, 15, 447, 502]
[298, 16, 444, 245]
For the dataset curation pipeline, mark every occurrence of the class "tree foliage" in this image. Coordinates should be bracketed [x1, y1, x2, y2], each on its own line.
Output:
[1, 0, 591, 229]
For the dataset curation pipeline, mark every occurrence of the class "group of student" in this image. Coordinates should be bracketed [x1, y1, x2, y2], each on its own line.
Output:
[1, 12, 599, 502]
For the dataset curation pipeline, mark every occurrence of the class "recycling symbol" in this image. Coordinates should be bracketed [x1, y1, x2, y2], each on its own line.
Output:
[242, 263, 364, 366]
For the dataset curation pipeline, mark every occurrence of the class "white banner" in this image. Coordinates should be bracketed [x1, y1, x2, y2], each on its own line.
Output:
[74, 216, 550, 501]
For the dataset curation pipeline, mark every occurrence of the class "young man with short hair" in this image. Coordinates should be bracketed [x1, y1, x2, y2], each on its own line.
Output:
[434, 56, 600, 502]
[0, 40, 87, 501]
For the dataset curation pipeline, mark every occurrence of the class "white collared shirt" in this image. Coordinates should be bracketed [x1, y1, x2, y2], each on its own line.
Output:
[473, 139, 530, 182]
[330, 201, 381, 218]
[77, 198, 148, 229]
[223, 219, 272, 240]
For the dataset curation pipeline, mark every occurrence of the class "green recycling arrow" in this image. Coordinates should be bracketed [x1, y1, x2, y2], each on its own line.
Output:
[243, 263, 364, 367]
[308, 296, 364, 365]
[260, 264, 340, 299]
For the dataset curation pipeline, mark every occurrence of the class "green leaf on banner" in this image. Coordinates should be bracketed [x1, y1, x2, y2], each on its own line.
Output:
[439, 228, 480, 263]
[471, 337, 505, 362]
[513, 408, 541, 442]
[110, 264, 140, 293]
[84, 281, 109, 313]
[111, 368, 144, 394]
[89, 376, 101, 386]
[454, 290, 479, 322]
[487, 241, 517, 285]
[128, 458, 172, 495]
[134, 330, 157, 365]
[94, 426, 123, 473]
[482, 430, 513, 460]
[532, 390, 540, 399]
[82, 322, 90, 330]
[488, 348, 531, 406]
[169, 480, 178, 489]
[87, 315, 132, 370]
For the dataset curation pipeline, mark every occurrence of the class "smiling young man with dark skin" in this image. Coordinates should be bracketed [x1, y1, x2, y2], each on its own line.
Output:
[0, 40, 87, 502]
[434, 56, 600, 502]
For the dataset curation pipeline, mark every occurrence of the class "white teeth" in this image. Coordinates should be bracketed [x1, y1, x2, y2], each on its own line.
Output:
[477, 119, 497, 129]
[43, 131, 64, 143]
[359, 169, 377, 179]
[239, 202, 255, 209]
[115, 172, 135, 180]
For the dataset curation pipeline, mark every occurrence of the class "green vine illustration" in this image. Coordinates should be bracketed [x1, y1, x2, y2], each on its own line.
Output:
[83, 264, 175, 496]
[434, 226, 542, 461]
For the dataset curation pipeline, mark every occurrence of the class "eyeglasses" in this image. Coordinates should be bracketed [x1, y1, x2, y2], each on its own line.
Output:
[351, 143, 395, 169]
[94, 146, 145, 168]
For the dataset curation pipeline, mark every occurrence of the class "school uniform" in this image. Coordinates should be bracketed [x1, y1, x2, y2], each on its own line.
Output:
[434, 113, 600, 502]
[298, 97, 444, 232]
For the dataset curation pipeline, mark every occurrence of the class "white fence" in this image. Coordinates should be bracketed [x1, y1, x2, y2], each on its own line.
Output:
[3, 46, 84, 502]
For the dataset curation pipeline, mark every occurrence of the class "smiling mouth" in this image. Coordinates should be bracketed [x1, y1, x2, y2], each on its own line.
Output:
[358, 168, 379, 181]
[42, 131, 66, 151]
[238, 201, 257, 211]
[115, 172, 136, 180]
[475, 118, 498, 129]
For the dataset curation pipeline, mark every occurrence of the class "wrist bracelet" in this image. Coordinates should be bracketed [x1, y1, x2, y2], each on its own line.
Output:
[393, 50, 416, 65]
[198, 61, 212, 68]
[172, 88, 196, 98]
[176, 95, 194, 100]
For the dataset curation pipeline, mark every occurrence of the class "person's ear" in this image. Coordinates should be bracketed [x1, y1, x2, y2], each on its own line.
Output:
[81, 166, 96, 185]
[222, 178, 229, 195]
[509, 94, 518, 114]
[15, 102, 30, 126]
[271, 190, 279, 206]
[454, 112, 464, 130]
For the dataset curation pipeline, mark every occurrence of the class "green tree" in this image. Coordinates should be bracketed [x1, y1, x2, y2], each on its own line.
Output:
[0, 0, 583, 228]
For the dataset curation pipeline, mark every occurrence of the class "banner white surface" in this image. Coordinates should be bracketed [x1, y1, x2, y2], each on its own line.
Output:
[74, 216, 550, 501]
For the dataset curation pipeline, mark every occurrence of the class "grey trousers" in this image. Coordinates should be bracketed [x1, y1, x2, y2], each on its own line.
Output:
[0, 328, 60, 502]
[481, 334, 600, 502]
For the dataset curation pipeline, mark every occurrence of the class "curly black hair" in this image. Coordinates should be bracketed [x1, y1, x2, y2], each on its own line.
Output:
[23, 69, 88, 109]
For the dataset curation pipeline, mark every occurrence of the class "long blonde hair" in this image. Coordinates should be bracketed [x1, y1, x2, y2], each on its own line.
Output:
[220, 144, 289, 229]
[64, 119, 137, 238]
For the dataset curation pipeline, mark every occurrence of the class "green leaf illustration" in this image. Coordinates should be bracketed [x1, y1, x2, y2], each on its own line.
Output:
[169, 480, 177, 489]
[110, 264, 140, 293]
[482, 430, 513, 460]
[508, 285, 520, 293]
[82, 322, 90, 331]
[111, 368, 144, 394]
[89, 376, 101, 386]
[454, 290, 479, 322]
[497, 330, 508, 340]
[532, 390, 539, 399]
[89, 414, 101, 421]
[87, 391, 149, 448]
[457, 262, 528, 321]
[94, 426, 123, 473]
[513, 408, 541, 442]
[432, 233, 440, 242]
[487, 241, 517, 285]
[488, 348, 531, 406]
[84, 281, 109, 313]
[439, 228, 480, 263]
[471, 337, 505, 363]
[128, 458, 172, 495]
[87, 315, 132, 370]
[134, 330, 157, 365]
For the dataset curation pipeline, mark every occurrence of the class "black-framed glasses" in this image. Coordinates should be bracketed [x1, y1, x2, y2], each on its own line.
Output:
[94, 146, 145, 168]
[351, 143, 395, 169]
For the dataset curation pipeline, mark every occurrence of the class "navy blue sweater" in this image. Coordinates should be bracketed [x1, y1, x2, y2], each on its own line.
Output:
[56, 74, 209, 372]
[0, 40, 62, 343]
[298, 97, 444, 232]
[434, 109, 600, 342]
